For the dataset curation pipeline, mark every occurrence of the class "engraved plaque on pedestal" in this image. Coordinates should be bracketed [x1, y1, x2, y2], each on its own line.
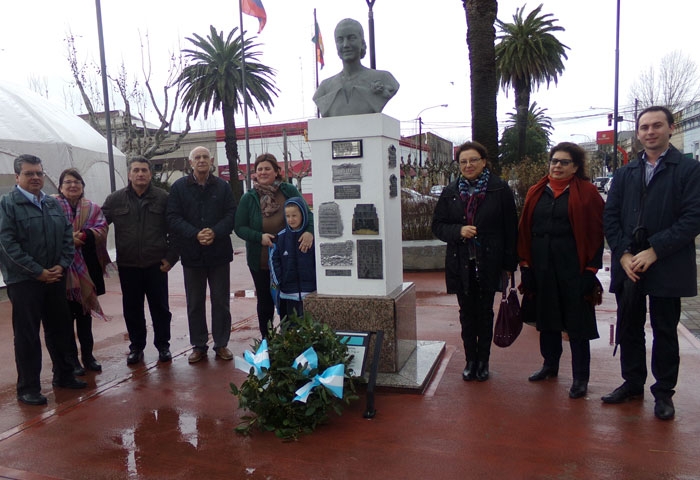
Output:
[352, 204, 379, 235]
[357, 239, 383, 279]
[388, 144, 397, 168]
[332, 163, 362, 183]
[320, 240, 354, 266]
[318, 202, 343, 238]
[325, 269, 352, 277]
[334, 184, 361, 200]
[389, 174, 398, 198]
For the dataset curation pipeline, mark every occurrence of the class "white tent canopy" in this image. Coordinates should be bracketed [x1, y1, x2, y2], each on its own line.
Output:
[0, 81, 127, 204]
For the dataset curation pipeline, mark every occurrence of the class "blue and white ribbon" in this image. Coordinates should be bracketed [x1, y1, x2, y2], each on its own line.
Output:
[293, 346, 319, 376]
[293, 363, 345, 403]
[234, 339, 270, 379]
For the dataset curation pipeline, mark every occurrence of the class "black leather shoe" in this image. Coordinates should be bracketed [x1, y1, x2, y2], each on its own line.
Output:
[569, 379, 588, 399]
[601, 383, 644, 404]
[476, 361, 489, 382]
[528, 365, 558, 382]
[126, 350, 144, 365]
[158, 349, 172, 363]
[17, 393, 48, 406]
[84, 359, 102, 372]
[52, 377, 88, 389]
[73, 365, 86, 376]
[654, 397, 675, 420]
[462, 361, 476, 381]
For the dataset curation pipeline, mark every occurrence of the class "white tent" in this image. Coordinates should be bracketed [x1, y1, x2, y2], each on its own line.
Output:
[0, 81, 128, 286]
[0, 81, 127, 204]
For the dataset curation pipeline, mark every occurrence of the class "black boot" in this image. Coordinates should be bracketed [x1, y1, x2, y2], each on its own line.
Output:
[528, 365, 558, 382]
[569, 379, 588, 399]
[476, 361, 489, 382]
[462, 361, 477, 381]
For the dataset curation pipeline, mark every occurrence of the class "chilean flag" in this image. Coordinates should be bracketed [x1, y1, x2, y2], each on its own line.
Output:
[241, 0, 267, 33]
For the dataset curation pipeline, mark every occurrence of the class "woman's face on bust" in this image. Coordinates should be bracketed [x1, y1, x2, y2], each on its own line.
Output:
[458, 149, 486, 181]
[255, 161, 278, 186]
[335, 22, 364, 63]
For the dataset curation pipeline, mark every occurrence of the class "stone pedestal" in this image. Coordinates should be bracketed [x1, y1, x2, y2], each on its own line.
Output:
[304, 282, 417, 373]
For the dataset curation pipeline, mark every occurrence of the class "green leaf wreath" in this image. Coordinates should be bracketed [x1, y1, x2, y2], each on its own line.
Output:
[230, 312, 359, 440]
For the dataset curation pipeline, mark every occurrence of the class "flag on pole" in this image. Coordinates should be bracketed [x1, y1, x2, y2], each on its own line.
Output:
[312, 15, 325, 69]
[241, 0, 267, 33]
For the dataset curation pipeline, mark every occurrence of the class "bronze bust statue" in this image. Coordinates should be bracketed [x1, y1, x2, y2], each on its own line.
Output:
[313, 18, 399, 117]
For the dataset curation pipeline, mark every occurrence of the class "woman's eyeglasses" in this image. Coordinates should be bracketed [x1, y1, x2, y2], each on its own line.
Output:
[459, 158, 483, 166]
[62, 181, 82, 186]
[550, 158, 573, 167]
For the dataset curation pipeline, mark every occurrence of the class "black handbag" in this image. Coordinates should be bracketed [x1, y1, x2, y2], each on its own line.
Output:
[493, 274, 523, 348]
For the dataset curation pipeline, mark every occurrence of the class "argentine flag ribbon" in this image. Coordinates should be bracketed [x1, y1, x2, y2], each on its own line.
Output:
[234, 339, 270, 379]
[293, 363, 345, 403]
[293, 347, 319, 375]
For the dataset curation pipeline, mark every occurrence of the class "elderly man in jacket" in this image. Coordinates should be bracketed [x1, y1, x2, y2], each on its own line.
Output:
[167, 146, 236, 363]
[102, 157, 179, 366]
[603, 106, 700, 420]
[0, 154, 87, 405]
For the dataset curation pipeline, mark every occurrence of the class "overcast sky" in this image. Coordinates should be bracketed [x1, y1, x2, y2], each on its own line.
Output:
[2, 0, 698, 146]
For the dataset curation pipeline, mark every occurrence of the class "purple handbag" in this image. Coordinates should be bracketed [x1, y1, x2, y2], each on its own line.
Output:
[493, 274, 523, 348]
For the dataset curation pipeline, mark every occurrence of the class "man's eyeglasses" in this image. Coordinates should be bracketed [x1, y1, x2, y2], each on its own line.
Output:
[550, 158, 573, 167]
[62, 181, 82, 186]
[459, 157, 483, 166]
[20, 171, 45, 178]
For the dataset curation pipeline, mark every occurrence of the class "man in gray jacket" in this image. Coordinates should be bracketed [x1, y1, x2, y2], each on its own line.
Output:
[0, 154, 87, 405]
[102, 157, 179, 366]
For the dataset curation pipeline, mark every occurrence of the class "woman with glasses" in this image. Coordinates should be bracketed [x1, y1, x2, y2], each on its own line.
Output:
[518, 142, 604, 399]
[54, 169, 111, 375]
[432, 141, 518, 382]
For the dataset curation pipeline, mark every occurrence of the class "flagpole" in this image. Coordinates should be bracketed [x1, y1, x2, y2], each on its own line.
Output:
[239, 1, 252, 191]
[314, 8, 320, 118]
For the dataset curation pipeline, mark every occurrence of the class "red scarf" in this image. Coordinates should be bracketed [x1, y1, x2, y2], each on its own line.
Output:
[517, 175, 604, 273]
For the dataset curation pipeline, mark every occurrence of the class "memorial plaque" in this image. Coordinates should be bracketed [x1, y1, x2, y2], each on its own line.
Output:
[389, 174, 398, 198]
[332, 163, 362, 182]
[318, 202, 343, 238]
[357, 239, 383, 279]
[334, 184, 361, 200]
[352, 204, 379, 235]
[320, 241, 354, 266]
[388, 144, 397, 168]
[332, 139, 363, 159]
[325, 269, 352, 277]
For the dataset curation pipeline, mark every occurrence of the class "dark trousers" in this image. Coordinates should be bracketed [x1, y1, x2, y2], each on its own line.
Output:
[183, 263, 231, 351]
[538, 330, 591, 381]
[616, 293, 680, 399]
[456, 270, 495, 363]
[118, 264, 171, 352]
[250, 268, 275, 338]
[279, 299, 303, 321]
[8, 279, 75, 396]
[66, 300, 96, 365]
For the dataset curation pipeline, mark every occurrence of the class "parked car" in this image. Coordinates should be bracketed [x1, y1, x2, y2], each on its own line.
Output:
[604, 176, 613, 194]
[429, 185, 445, 197]
[593, 177, 610, 192]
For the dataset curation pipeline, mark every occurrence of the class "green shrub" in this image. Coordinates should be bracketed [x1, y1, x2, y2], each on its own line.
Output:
[230, 312, 359, 440]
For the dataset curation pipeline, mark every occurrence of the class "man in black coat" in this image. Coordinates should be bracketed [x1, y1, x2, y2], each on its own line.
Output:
[603, 106, 700, 420]
[167, 146, 236, 364]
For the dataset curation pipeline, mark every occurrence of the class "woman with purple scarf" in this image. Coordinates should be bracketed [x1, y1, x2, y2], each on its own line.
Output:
[54, 169, 111, 375]
[432, 142, 518, 382]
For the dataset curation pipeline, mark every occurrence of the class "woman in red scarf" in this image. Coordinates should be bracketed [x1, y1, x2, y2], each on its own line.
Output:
[517, 142, 604, 399]
[432, 142, 518, 382]
[54, 169, 111, 375]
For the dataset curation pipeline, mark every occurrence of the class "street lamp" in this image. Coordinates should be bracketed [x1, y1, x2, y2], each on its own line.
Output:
[570, 133, 593, 143]
[416, 104, 448, 167]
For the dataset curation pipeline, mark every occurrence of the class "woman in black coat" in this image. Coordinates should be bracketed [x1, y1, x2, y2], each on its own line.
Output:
[517, 142, 604, 399]
[432, 141, 518, 382]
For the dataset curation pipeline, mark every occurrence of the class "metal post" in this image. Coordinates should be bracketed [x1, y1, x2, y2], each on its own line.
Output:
[239, 3, 252, 191]
[366, 0, 376, 69]
[612, 0, 621, 171]
[95, 0, 116, 192]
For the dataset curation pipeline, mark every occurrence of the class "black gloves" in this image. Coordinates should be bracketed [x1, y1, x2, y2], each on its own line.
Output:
[519, 266, 536, 296]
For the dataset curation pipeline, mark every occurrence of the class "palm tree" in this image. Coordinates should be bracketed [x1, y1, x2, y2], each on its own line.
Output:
[462, 0, 499, 172]
[495, 3, 568, 164]
[178, 25, 278, 201]
[499, 102, 553, 167]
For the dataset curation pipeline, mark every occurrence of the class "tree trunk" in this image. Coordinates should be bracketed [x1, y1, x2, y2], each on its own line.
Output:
[464, 0, 499, 173]
[514, 81, 530, 163]
[222, 103, 244, 202]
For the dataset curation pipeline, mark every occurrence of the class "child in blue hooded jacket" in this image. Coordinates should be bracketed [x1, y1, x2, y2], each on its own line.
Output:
[270, 197, 316, 321]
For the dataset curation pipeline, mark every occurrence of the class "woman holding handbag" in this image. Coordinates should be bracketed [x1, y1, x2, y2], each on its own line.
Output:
[518, 142, 605, 399]
[432, 141, 518, 382]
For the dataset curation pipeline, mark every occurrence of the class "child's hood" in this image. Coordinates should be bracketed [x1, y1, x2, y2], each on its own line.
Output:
[284, 197, 308, 233]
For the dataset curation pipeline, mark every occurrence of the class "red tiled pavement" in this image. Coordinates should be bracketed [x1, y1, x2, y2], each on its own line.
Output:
[1, 250, 700, 479]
